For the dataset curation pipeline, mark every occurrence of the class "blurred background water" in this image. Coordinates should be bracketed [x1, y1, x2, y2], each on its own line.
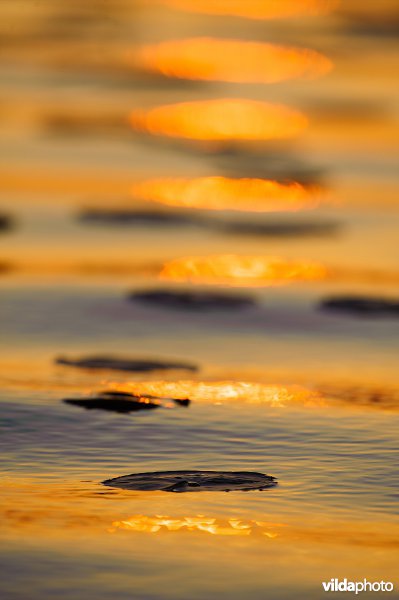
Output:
[1, 1, 399, 599]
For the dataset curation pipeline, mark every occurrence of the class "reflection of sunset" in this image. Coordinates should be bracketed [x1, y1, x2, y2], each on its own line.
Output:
[110, 515, 282, 537]
[131, 177, 320, 213]
[135, 38, 332, 84]
[109, 512, 399, 546]
[107, 381, 322, 407]
[129, 99, 307, 142]
[160, 255, 327, 286]
[3, 479, 398, 550]
[158, 0, 338, 20]
[1, 1, 398, 597]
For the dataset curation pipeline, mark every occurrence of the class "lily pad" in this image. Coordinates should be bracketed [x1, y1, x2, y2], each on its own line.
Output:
[222, 220, 340, 238]
[0, 215, 13, 232]
[129, 289, 256, 311]
[319, 296, 399, 317]
[63, 390, 190, 413]
[56, 355, 198, 373]
[79, 209, 208, 228]
[102, 470, 277, 492]
[64, 394, 160, 413]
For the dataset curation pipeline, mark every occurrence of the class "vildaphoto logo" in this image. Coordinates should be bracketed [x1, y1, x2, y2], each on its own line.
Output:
[322, 579, 394, 594]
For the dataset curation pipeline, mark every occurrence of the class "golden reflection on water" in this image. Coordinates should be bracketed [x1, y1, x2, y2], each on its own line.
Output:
[134, 38, 332, 84]
[131, 177, 320, 213]
[109, 514, 399, 547]
[129, 99, 307, 142]
[110, 515, 282, 537]
[1, 0, 398, 596]
[160, 255, 327, 286]
[2, 479, 399, 559]
[157, 0, 338, 20]
[109, 514, 399, 548]
[106, 381, 323, 407]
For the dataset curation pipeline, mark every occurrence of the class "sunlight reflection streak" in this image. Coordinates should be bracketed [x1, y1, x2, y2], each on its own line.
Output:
[106, 381, 324, 407]
[110, 515, 284, 536]
[157, 0, 339, 20]
[129, 99, 308, 142]
[134, 38, 332, 84]
[160, 255, 327, 286]
[131, 177, 321, 213]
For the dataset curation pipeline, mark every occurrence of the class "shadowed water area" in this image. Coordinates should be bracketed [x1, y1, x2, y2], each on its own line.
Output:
[1, 1, 399, 599]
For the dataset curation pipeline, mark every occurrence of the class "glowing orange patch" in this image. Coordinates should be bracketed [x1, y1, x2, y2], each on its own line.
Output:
[157, 0, 338, 20]
[135, 38, 332, 84]
[160, 255, 327, 287]
[131, 177, 319, 213]
[110, 515, 284, 536]
[129, 99, 307, 142]
[106, 381, 322, 407]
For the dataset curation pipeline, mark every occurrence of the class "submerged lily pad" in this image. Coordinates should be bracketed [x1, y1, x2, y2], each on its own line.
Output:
[102, 470, 277, 492]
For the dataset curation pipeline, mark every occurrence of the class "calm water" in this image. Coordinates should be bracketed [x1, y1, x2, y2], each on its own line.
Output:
[1, 1, 399, 599]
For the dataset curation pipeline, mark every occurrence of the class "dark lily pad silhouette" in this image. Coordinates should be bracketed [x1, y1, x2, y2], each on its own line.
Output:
[78, 209, 209, 228]
[0, 215, 13, 232]
[129, 289, 256, 311]
[64, 394, 160, 413]
[63, 390, 190, 413]
[99, 390, 190, 407]
[103, 470, 277, 493]
[319, 296, 399, 317]
[222, 220, 340, 238]
[78, 209, 338, 239]
[56, 355, 198, 373]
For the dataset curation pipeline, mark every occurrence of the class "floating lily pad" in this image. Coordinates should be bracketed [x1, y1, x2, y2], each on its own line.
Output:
[79, 209, 208, 228]
[102, 470, 277, 492]
[319, 296, 399, 317]
[78, 209, 338, 240]
[0, 215, 13, 232]
[64, 393, 159, 413]
[223, 220, 340, 238]
[63, 390, 190, 413]
[129, 289, 256, 311]
[56, 355, 198, 373]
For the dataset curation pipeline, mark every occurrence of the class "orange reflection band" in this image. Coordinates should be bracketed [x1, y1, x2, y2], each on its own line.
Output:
[129, 99, 308, 141]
